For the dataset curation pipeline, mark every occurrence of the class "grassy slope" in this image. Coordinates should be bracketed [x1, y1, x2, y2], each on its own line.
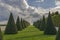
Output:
[3, 26, 56, 40]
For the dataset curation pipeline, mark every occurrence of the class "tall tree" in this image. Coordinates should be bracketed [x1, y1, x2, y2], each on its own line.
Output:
[16, 16, 22, 31]
[20, 18, 24, 29]
[44, 12, 57, 35]
[40, 16, 46, 31]
[5, 13, 18, 34]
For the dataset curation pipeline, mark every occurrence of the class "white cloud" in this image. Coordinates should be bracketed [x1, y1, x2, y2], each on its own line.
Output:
[55, 0, 60, 6]
[50, 0, 60, 13]
[0, 2, 22, 13]
[0, 0, 60, 23]
[56, 1, 60, 6]
[23, 0, 29, 8]
[50, 6, 60, 13]
[0, 0, 51, 23]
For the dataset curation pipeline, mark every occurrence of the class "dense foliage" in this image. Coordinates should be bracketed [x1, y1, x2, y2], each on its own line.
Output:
[44, 12, 57, 35]
[16, 16, 22, 31]
[5, 13, 18, 34]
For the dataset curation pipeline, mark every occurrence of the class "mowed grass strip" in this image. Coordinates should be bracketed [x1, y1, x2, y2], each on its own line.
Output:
[4, 26, 56, 40]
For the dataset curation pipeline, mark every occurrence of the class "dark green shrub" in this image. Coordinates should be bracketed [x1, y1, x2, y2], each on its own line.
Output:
[16, 16, 22, 31]
[55, 11, 59, 15]
[44, 12, 57, 35]
[5, 13, 18, 34]
[40, 16, 46, 31]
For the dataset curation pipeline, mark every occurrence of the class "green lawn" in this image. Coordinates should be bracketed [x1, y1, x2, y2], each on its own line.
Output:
[3, 26, 56, 40]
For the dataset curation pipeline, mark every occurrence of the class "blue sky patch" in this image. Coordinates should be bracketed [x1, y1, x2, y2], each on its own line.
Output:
[27, 0, 56, 9]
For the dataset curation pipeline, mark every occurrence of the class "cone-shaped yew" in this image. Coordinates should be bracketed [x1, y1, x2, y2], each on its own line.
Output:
[5, 13, 18, 34]
[40, 15, 46, 31]
[44, 12, 57, 35]
[16, 16, 22, 31]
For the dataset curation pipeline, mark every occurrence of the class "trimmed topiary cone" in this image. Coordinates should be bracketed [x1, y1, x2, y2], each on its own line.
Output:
[44, 11, 57, 35]
[4, 13, 18, 34]
[16, 16, 22, 31]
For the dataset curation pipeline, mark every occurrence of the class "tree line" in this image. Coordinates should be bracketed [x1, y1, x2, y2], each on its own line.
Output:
[33, 11, 60, 40]
[0, 12, 30, 40]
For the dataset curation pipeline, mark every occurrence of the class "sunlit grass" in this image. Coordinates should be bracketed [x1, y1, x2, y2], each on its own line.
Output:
[3, 25, 56, 40]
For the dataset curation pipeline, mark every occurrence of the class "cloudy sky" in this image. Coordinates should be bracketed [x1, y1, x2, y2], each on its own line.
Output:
[0, 0, 60, 23]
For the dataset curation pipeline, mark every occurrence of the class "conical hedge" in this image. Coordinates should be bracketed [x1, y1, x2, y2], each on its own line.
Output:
[22, 20, 26, 28]
[0, 28, 3, 40]
[20, 18, 24, 29]
[40, 16, 46, 31]
[20, 18, 30, 29]
[44, 12, 57, 35]
[4, 13, 18, 34]
[16, 16, 22, 31]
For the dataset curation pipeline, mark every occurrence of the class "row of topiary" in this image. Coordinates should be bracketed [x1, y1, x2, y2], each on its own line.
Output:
[5, 12, 30, 34]
[0, 12, 30, 40]
[33, 11, 60, 40]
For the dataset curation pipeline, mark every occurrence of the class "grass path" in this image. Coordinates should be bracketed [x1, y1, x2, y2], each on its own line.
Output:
[4, 26, 56, 40]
